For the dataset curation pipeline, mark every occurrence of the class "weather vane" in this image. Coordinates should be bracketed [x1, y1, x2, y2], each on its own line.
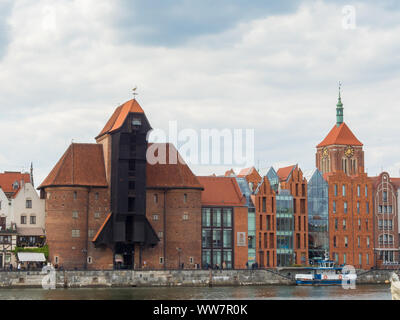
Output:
[132, 86, 138, 100]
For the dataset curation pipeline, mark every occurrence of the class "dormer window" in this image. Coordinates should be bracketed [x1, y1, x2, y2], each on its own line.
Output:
[132, 117, 142, 126]
[13, 181, 19, 190]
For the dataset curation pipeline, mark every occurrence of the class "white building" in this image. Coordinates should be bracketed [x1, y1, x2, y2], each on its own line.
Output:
[0, 171, 45, 268]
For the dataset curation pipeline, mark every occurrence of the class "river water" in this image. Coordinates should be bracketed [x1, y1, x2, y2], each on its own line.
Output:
[0, 284, 391, 300]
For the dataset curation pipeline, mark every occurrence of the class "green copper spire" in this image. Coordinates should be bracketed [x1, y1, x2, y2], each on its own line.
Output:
[336, 82, 343, 127]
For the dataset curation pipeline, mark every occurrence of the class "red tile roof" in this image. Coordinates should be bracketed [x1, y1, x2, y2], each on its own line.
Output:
[146, 143, 203, 189]
[96, 99, 145, 139]
[237, 167, 254, 177]
[224, 169, 236, 177]
[317, 122, 363, 147]
[392, 178, 400, 188]
[197, 176, 246, 207]
[0, 172, 31, 198]
[277, 165, 296, 182]
[38, 143, 108, 189]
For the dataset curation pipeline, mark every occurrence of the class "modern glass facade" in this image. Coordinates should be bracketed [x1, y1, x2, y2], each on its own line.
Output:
[201, 207, 233, 269]
[266, 167, 279, 192]
[276, 190, 294, 266]
[307, 169, 329, 262]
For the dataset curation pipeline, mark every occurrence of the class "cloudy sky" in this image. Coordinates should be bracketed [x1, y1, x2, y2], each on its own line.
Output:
[0, 0, 399, 186]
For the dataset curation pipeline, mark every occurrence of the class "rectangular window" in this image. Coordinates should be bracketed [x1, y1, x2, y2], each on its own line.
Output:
[379, 205, 382, 213]
[357, 185, 360, 197]
[357, 236, 360, 248]
[335, 218, 338, 230]
[342, 185, 346, 196]
[129, 181, 135, 190]
[358, 218, 361, 230]
[72, 211, 78, 219]
[202, 229, 212, 248]
[212, 229, 222, 248]
[366, 253, 369, 265]
[213, 209, 221, 227]
[223, 230, 232, 248]
[159, 257, 164, 264]
[344, 236, 348, 248]
[158, 231, 163, 239]
[21, 216, 27, 224]
[152, 214, 159, 221]
[334, 184, 338, 197]
[223, 209, 232, 227]
[30, 216, 36, 224]
[26, 199, 32, 209]
[383, 191, 388, 202]
[357, 201, 360, 214]
[366, 202, 369, 214]
[365, 185, 368, 197]
[184, 194, 188, 203]
[344, 201, 348, 214]
[262, 197, 266, 212]
[72, 229, 80, 238]
[359, 253, 362, 266]
[367, 237, 370, 248]
[202, 208, 211, 227]
[183, 213, 189, 221]
[154, 194, 158, 204]
[129, 160, 136, 171]
[88, 230, 95, 238]
[366, 219, 369, 231]
[333, 201, 336, 213]
[343, 253, 347, 265]
[94, 212, 100, 219]
[343, 219, 346, 230]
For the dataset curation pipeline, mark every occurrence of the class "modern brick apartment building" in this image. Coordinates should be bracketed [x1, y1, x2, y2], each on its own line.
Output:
[197, 176, 248, 269]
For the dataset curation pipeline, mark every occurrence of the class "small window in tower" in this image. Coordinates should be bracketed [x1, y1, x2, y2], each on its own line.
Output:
[154, 194, 158, 204]
[73, 191, 77, 200]
[132, 117, 142, 126]
[184, 193, 188, 203]
[95, 193, 99, 200]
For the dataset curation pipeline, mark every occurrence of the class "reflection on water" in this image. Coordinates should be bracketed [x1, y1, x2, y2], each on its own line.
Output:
[0, 285, 391, 300]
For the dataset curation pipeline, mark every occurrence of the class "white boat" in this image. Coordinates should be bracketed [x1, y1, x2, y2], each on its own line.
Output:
[295, 260, 357, 286]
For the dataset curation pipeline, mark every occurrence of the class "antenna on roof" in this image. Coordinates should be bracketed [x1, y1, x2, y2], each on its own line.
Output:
[132, 86, 138, 100]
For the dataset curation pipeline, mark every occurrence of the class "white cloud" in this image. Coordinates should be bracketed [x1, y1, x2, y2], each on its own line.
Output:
[0, 0, 399, 185]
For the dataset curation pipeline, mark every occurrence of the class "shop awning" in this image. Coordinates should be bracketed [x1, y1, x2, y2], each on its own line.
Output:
[17, 252, 46, 262]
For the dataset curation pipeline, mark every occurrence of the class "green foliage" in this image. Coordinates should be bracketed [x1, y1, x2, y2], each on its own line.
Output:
[13, 245, 49, 259]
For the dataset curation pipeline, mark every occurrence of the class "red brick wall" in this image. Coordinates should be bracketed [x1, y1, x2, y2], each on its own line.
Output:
[44, 186, 113, 270]
[142, 188, 202, 269]
[255, 177, 276, 268]
[233, 206, 248, 269]
[327, 171, 374, 269]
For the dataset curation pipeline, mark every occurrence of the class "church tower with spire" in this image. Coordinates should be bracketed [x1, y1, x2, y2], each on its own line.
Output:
[316, 85, 364, 176]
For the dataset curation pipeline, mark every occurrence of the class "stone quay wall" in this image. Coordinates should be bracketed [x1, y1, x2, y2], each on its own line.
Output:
[0, 268, 394, 288]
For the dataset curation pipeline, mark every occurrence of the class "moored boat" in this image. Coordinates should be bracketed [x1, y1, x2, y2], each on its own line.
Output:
[295, 259, 357, 286]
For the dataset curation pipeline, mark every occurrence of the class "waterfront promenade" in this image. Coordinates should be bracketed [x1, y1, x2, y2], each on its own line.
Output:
[0, 268, 393, 289]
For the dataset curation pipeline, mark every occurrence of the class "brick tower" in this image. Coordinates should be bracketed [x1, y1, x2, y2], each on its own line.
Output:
[316, 87, 364, 176]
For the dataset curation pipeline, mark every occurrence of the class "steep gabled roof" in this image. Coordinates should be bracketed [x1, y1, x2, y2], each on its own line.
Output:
[277, 165, 296, 182]
[0, 172, 31, 198]
[238, 167, 254, 177]
[38, 143, 108, 189]
[146, 143, 203, 189]
[317, 122, 363, 147]
[96, 99, 145, 139]
[197, 176, 246, 207]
